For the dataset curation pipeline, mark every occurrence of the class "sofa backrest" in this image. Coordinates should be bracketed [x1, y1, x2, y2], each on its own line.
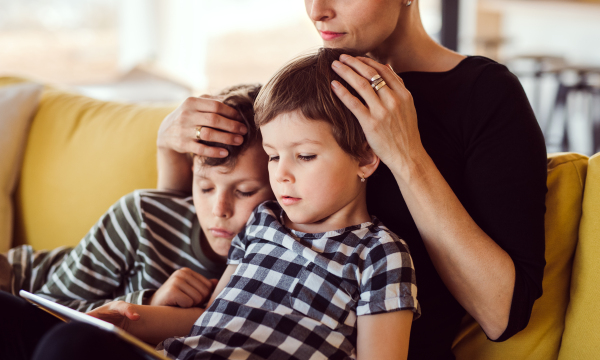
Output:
[557, 152, 600, 359]
[452, 152, 589, 360]
[13, 88, 176, 250]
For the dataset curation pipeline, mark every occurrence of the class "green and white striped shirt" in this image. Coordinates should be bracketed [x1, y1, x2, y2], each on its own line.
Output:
[7, 190, 226, 312]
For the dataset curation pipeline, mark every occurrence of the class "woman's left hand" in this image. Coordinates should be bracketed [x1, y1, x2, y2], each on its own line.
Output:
[331, 54, 424, 176]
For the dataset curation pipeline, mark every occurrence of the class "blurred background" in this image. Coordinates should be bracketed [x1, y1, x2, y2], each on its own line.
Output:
[1, 0, 599, 155]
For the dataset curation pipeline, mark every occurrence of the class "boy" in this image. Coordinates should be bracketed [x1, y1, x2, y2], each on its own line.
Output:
[1, 84, 274, 312]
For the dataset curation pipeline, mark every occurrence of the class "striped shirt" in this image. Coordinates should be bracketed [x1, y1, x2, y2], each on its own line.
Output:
[7, 190, 226, 312]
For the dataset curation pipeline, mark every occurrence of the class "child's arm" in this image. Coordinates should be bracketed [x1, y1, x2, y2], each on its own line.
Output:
[356, 310, 413, 360]
[205, 264, 238, 308]
[87, 301, 204, 345]
[88, 265, 238, 345]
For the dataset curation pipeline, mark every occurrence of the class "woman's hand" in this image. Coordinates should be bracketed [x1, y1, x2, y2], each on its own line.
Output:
[156, 95, 248, 192]
[330, 55, 425, 178]
[332, 54, 516, 339]
[157, 95, 248, 158]
[148, 268, 219, 307]
[87, 301, 140, 331]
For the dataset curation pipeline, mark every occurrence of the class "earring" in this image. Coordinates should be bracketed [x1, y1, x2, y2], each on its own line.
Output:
[406, 1, 412, 6]
[360, 173, 366, 183]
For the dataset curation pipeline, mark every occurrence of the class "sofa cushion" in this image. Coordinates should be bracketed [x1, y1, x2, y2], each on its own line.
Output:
[13, 89, 176, 250]
[557, 152, 600, 360]
[452, 152, 588, 360]
[0, 79, 43, 253]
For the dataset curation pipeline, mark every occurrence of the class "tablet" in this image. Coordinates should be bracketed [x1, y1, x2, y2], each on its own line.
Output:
[19, 290, 170, 360]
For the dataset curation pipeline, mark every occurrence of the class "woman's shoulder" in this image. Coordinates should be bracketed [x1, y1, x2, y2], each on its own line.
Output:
[445, 56, 520, 91]
[401, 55, 523, 109]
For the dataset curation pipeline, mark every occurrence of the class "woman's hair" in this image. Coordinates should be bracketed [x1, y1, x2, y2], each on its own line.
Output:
[197, 84, 262, 169]
[254, 48, 368, 159]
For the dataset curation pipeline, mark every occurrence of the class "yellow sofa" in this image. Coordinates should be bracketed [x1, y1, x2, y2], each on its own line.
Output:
[3, 77, 599, 359]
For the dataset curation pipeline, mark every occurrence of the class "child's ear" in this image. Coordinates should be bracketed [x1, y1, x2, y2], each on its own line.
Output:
[357, 143, 380, 180]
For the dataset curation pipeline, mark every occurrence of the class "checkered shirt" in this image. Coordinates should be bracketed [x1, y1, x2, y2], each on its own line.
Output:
[161, 201, 420, 360]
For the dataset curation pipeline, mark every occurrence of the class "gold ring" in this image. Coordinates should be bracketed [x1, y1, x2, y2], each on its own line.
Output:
[374, 80, 388, 91]
[371, 77, 384, 89]
[370, 74, 382, 83]
[195, 126, 203, 140]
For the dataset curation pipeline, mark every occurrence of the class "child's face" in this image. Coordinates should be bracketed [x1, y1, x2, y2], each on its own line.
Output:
[192, 143, 274, 258]
[261, 111, 366, 228]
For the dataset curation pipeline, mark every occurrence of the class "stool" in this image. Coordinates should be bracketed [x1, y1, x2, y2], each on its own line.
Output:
[506, 54, 566, 118]
[545, 65, 600, 154]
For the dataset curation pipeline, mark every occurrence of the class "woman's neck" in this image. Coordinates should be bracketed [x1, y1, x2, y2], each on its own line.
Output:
[368, 3, 466, 74]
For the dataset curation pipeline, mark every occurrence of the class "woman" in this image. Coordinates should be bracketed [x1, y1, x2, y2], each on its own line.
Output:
[157, 1, 547, 359]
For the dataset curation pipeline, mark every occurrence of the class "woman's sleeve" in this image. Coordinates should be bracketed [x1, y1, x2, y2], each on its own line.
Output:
[462, 63, 547, 341]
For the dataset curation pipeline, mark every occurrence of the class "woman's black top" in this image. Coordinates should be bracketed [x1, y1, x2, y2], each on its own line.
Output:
[366, 56, 547, 360]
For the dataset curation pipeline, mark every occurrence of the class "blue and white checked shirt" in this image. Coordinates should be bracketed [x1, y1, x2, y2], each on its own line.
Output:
[162, 201, 420, 360]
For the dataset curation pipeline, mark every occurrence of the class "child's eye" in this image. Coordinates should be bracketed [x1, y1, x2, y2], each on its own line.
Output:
[238, 190, 258, 198]
[201, 188, 213, 194]
[298, 154, 316, 161]
[268, 155, 279, 162]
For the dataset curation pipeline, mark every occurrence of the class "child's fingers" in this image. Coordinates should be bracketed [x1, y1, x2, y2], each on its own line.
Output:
[124, 309, 141, 321]
[176, 281, 210, 308]
[117, 302, 140, 321]
[182, 268, 214, 289]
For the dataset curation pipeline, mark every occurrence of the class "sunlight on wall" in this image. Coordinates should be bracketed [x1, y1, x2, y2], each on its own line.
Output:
[0, 0, 442, 95]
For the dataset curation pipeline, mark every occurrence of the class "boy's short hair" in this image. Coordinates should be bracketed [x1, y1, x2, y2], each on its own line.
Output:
[197, 84, 262, 169]
[254, 48, 368, 159]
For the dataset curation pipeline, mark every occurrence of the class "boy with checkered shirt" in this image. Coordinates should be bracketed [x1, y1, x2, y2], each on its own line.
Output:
[157, 48, 420, 359]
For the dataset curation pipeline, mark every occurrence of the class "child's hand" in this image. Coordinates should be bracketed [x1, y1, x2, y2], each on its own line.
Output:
[149, 268, 219, 308]
[87, 301, 140, 331]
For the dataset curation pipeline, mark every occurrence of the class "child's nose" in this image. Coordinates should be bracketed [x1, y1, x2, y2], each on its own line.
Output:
[212, 196, 232, 218]
[275, 158, 294, 184]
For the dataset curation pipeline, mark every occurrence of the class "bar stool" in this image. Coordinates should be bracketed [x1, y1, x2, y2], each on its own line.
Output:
[505, 54, 566, 118]
[545, 65, 600, 154]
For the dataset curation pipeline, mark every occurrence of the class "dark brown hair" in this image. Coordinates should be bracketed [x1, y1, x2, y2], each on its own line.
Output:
[198, 84, 262, 168]
[254, 48, 368, 159]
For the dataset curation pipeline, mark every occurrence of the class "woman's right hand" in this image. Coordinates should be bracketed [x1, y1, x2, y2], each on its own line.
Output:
[157, 95, 248, 158]
[156, 96, 248, 192]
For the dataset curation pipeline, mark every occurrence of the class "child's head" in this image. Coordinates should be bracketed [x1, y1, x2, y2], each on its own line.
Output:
[192, 84, 274, 259]
[254, 48, 379, 230]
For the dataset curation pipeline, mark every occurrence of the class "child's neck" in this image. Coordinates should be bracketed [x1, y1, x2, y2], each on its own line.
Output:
[282, 194, 371, 234]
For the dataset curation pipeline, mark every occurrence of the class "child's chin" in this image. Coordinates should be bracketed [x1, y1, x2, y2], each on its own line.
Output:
[285, 212, 321, 227]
